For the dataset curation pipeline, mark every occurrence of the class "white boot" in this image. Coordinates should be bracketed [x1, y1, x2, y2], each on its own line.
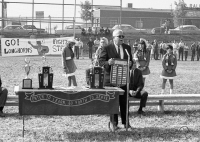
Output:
[170, 89, 173, 94]
[161, 89, 165, 95]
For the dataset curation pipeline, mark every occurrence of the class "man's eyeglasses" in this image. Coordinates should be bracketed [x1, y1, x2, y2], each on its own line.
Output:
[116, 35, 125, 39]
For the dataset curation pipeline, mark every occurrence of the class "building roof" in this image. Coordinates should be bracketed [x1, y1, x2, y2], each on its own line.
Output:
[94, 6, 171, 13]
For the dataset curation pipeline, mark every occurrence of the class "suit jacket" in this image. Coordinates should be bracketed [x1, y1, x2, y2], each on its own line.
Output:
[99, 43, 133, 72]
[129, 68, 144, 92]
[99, 43, 133, 86]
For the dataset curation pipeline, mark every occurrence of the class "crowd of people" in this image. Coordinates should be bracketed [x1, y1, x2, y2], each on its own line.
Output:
[0, 29, 199, 133]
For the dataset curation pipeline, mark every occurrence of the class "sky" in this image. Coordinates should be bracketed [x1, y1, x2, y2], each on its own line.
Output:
[1, 0, 200, 29]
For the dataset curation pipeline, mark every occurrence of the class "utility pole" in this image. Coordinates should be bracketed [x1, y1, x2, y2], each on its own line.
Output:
[2, 0, 5, 28]
[32, 0, 34, 34]
[62, 0, 64, 36]
[73, 0, 76, 38]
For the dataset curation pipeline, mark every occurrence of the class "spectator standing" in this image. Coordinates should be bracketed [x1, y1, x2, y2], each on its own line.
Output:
[94, 37, 100, 52]
[178, 39, 184, 61]
[147, 40, 152, 57]
[86, 37, 94, 59]
[81, 28, 86, 36]
[191, 42, 196, 61]
[197, 42, 200, 61]
[159, 41, 164, 59]
[88, 27, 92, 36]
[105, 27, 110, 36]
[150, 42, 154, 60]
[134, 38, 150, 84]
[132, 39, 139, 55]
[94, 27, 98, 36]
[172, 40, 179, 58]
[153, 39, 159, 60]
[74, 38, 80, 59]
[78, 38, 84, 59]
[0, 76, 8, 117]
[160, 45, 177, 94]
[100, 27, 104, 35]
[184, 43, 189, 61]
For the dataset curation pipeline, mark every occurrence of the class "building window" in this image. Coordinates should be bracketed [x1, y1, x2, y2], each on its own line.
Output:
[110, 20, 118, 27]
[136, 20, 143, 28]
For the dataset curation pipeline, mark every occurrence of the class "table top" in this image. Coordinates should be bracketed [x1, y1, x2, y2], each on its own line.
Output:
[14, 86, 124, 93]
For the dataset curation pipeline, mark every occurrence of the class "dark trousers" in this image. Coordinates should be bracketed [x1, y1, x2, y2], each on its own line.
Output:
[110, 85, 127, 125]
[154, 49, 159, 60]
[89, 47, 93, 59]
[178, 48, 184, 61]
[184, 51, 188, 61]
[74, 46, 79, 59]
[133, 91, 148, 108]
[0, 87, 8, 111]
[191, 51, 195, 61]
[197, 51, 200, 61]
[110, 87, 148, 126]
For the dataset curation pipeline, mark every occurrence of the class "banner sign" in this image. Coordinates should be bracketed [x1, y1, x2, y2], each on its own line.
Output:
[1, 36, 73, 57]
[18, 87, 123, 115]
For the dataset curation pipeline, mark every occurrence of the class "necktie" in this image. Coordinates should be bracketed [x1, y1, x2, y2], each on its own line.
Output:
[118, 46, 121, 59]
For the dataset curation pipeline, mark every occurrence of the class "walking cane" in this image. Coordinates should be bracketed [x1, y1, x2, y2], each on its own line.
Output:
[125, 49, 130, 131]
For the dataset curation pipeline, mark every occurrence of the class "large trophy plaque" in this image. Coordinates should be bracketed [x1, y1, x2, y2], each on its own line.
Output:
[38, 66, 53, 89]
[110, 59, 128, 87]
[22, 58, 32, 89]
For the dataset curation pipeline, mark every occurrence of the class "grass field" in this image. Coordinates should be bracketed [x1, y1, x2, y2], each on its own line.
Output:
[0, 55, 200, 142]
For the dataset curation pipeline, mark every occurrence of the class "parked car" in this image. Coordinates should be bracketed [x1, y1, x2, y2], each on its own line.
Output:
[111, 24, 148, 34]
[0, 25, 37, 37]
[151, 26, 166, 34]
[22, 25, 46, 34]
[56, 25, 82, 35]
[168, 25, 200, 35]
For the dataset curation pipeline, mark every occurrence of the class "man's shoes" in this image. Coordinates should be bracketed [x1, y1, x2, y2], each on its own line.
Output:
[137, 110, 145, 115]
[0, 111, 5, 117]
[108, 122, 119, 132]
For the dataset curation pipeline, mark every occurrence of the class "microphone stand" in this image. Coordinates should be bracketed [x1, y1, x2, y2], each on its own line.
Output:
[125, 49, 130, 131]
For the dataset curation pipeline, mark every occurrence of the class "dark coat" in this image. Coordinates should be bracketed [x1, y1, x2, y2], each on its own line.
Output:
[99, 43, 133, 86]
[129, 68, 144, 92]
[99, 43, 133, 72]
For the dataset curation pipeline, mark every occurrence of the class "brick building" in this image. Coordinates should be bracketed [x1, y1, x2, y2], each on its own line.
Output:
[93, 5, 173, 29]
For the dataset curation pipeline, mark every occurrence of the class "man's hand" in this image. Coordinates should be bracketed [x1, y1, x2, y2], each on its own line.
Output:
[129, 90, 136, 97]
[108, 58, 115, 65]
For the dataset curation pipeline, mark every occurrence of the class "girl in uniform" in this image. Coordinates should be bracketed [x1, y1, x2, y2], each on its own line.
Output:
[160, 44, 177, 94]
[62, 39, 77, 89]
[134, 38, 150, 84]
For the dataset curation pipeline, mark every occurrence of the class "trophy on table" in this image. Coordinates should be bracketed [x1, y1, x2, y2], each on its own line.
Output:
[22, 57, 33, 89]
[38, 55, 54, 89]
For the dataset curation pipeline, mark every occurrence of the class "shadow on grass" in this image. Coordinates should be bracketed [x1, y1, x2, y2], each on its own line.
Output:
[129, 109, 200, 118]
[63, 126, 198, 142]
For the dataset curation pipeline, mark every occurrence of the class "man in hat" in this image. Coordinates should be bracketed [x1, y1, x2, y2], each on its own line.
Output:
[99, 29, 133, 131]
[28, 41, 49, 56]
[0, 76, 8, 117]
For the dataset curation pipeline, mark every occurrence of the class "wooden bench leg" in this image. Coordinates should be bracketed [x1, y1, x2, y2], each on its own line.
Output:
[158, 100, 164, 112]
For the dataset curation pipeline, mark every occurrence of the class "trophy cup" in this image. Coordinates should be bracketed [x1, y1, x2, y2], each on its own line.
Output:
[22, 57, 33, 89]
[38, 55, 54, 89]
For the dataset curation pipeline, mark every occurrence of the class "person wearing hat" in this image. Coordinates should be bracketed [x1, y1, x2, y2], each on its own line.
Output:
[62, 39, 77, 89]
[133, 38, 150, 84]
[28, 40, 49, 56]
[99, 29, 133, 131]
[0, 76, 8, 117]
[160, 44, 177, 94]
